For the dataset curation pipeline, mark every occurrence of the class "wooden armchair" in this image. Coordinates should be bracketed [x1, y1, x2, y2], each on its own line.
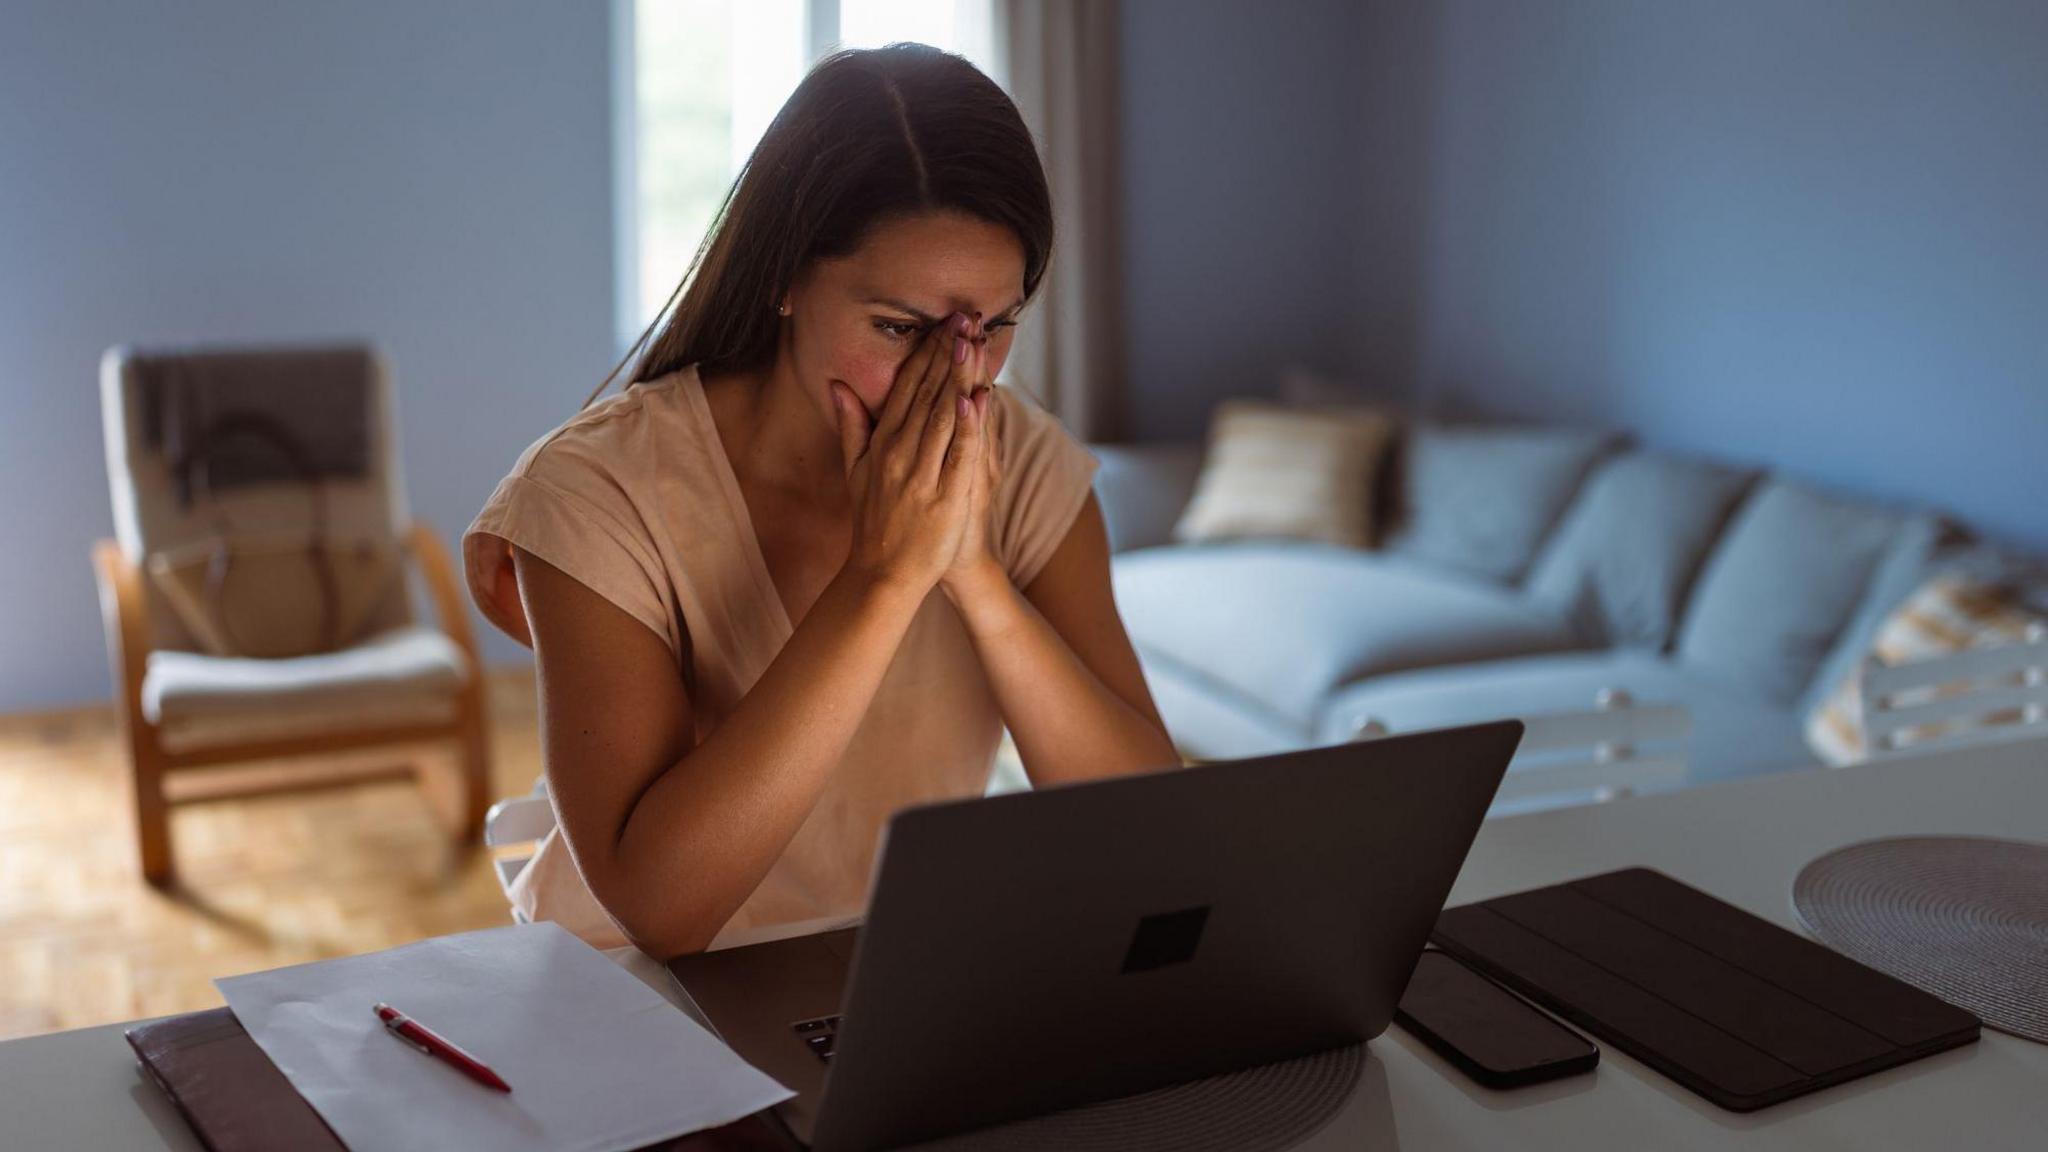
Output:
[93, 344, 490, 886]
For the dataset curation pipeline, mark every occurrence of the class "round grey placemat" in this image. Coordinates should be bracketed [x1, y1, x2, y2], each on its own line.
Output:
[1793, 835, 2048, 1044]
[904, 1042, 1366, 1152]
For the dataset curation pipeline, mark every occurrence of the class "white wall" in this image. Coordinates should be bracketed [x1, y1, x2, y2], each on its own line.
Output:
[1118, 0, 1374, 443]
[1366, 0, 2048, 552]
[0, 2, 615, 710]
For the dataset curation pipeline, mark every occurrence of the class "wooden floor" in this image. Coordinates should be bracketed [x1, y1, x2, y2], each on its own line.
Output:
[0, 667, 545, 1042]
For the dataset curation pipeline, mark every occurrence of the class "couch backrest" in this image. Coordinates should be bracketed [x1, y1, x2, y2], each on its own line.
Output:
[1090, 442, 1205, 553]
[1525, 451, 1758, 651]
[1380, 423, 1619, 584]
[1674, 478, 1943, 704]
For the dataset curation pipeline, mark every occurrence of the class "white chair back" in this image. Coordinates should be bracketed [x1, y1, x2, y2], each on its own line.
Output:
[1858, 623, 2048, 757]
[100, 343, 415, 652]
[1350, 689, 1691, 817]
[483, 789, 557, 922]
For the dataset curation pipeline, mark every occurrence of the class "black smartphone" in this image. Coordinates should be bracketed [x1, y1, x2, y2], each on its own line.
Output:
[1393, 949, 1599, 1088]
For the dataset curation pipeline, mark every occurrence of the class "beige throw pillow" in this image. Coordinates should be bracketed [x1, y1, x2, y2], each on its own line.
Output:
[147, 534, 402, 659]
[1805, 574, 2044, 764]
[1172, 399, 1396, 549]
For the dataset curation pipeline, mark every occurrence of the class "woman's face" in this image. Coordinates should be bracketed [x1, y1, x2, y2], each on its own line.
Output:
[783, 210, 1027, 423]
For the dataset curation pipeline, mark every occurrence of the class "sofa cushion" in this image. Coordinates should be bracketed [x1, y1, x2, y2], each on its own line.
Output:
[1798, 513, 1950, 716]
[1136, 647, 1310, 761]
[1091, 443, 1204, 554]
[1172, 399, 1397, 548]
[1113, 542, 1584, 729]
[1524, 451, 1756, 651]
[1675, 480, 1921, 703]
[1382, 423, 1617, 583]
[1315, 651, 1814, 785]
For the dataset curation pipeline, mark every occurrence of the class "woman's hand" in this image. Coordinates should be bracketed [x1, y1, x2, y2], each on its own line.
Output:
[831, 312, 987, 598]
[939, 329, 1006, 602]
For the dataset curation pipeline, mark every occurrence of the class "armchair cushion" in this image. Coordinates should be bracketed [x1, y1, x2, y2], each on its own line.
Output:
[144, 533, 404, 659]
[143, 624, 467, 736]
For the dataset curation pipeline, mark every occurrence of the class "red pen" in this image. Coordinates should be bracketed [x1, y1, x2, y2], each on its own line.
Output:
[374, 1002, 513, 1093]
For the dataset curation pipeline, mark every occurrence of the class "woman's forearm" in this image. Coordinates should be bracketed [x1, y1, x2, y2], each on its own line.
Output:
[606, 566, 926, 955]
[948, 567, 1180, 787]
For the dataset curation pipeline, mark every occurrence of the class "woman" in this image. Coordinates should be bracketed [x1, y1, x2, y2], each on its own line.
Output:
[463, 44, 1178, 958]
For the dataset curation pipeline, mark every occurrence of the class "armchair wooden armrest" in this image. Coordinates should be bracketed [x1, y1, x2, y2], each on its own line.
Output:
[407, 520, 479, 668]
[91, 539, 152, 720]
[92, 538, 173, 881]
[406, 520, 493, 839]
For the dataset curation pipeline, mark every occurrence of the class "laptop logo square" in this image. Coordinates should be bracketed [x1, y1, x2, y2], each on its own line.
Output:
[1121, 905, 1211, 974]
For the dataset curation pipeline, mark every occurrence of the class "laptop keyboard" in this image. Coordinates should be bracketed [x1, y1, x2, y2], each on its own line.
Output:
[792, 1014, 844, 1062]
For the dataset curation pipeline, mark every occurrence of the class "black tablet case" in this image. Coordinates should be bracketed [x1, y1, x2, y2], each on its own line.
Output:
[1430, 867, 1981, 1112]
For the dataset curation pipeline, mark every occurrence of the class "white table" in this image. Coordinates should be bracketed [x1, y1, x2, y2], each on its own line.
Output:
[5, 734, 2044, 1149]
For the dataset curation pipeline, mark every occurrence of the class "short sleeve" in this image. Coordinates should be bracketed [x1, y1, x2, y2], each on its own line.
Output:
[463, 451, 678, 662]
[992, 384, 1102, 589]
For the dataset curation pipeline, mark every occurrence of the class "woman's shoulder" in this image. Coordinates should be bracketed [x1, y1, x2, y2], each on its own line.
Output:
[507, 366, 701, 488]
[988, 379, 1050, 423]
[989, 381, 1096, 472]
[466, 366, 704, 659]
[988, 381, 1100, 587]
[990, 381, 1075, 451]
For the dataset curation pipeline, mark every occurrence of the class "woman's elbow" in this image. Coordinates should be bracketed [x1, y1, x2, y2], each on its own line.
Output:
[577, 848, 731, 959]
[617, 913, 721, 961]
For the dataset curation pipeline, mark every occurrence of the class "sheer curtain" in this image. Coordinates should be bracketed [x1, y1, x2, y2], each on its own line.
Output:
[1000, 0, 1125, 443]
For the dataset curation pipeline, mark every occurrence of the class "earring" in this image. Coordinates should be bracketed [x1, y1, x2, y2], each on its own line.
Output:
[775, 301, 791, 316]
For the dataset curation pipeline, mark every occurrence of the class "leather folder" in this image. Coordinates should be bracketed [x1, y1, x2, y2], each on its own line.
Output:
[126, 1007, 785, 1152]
[1431, 867, 1981, 1112]
[126, 1007, 344, 1152]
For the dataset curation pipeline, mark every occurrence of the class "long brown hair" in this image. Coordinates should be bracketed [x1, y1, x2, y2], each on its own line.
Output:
[587, 43, 1053, 407]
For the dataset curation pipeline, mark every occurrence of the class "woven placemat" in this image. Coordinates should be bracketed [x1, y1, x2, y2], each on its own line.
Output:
[905, 1042, 1366, 1152]
[1793, 836, 2048, 1044]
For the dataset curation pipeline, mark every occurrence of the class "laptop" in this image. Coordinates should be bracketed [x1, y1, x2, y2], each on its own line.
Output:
[668, 721, 1522, 1151]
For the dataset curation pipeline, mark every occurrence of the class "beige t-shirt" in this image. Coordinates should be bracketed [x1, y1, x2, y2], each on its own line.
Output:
[463, 364, 1099, 951]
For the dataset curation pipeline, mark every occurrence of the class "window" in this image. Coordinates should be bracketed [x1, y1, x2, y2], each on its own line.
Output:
[619, 0, 1002, 346]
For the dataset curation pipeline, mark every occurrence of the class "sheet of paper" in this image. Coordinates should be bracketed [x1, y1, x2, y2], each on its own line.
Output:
[216, 922, 791, 1152]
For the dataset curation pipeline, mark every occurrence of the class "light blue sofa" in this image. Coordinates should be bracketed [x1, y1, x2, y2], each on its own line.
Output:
[1091, 423, 1969, 789]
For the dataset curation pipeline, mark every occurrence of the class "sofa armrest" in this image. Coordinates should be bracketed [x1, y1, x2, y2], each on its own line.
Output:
[1090, 442, 1204, 553]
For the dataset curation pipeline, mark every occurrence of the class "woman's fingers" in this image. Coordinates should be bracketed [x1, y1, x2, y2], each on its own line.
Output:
[830, 382, 873, 479]
[973, 386, 997, 485]
[914, 322, 974, 486]
[965, 328, 998, 490]
[939, 379, 983, 504]
[911, 315, 969, 425]
[949, 342, 993, 499]
[877, 320, 949, 444]
[987, 390, 1002, 474]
